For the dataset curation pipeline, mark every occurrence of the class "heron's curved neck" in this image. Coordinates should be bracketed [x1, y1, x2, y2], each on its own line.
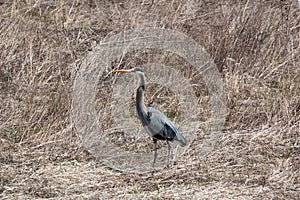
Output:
[137, 73, 146, 88]
[136, 73, 147, 116]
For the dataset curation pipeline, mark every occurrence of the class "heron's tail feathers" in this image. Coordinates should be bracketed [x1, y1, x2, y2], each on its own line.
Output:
[175, 133, 187, 147]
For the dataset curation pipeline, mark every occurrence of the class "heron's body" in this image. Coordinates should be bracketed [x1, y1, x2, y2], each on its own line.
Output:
[114, 67, 187, 167]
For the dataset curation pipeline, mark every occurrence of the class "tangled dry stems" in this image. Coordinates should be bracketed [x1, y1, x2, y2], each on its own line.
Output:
[1, 0, 299, 199]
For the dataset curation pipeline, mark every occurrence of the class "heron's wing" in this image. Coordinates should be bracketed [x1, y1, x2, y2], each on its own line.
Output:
[147, 107, 187, 146]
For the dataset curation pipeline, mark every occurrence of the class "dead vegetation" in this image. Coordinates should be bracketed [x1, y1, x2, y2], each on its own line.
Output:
[0, 0, 299, 199]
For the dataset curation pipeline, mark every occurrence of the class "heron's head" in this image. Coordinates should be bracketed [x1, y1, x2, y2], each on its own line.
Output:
[113, 67, 144, 75]
[113, 67, 146, 87]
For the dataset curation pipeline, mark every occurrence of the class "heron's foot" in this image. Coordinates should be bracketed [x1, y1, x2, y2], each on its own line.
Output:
[165, 157, 171, 167]
[166, 155, 171, 167]
[150, 167, 159, 175]
[163, 164, 171, 169]
[152, 162, 156, 168]
[166, 161, 171, 168]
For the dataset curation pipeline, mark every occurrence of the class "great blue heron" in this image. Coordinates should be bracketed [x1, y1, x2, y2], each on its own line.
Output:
[113, 67, 187, 167]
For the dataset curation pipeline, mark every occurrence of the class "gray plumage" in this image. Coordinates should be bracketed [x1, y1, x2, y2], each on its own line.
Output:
[114, 67, 187, 167]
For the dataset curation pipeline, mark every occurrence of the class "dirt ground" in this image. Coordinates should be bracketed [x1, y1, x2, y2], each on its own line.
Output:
[0, 1, 299, 199]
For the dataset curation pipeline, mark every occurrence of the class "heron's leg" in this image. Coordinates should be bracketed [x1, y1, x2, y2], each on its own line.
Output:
[152, 139, 158, 167]
[166, 140, 171, 167]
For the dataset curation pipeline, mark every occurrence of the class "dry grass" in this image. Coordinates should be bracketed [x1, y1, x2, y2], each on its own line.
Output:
[1, 0, 299, 199]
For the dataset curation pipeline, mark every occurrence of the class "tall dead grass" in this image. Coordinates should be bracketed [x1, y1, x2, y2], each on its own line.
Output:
[0, 0, 299, 199]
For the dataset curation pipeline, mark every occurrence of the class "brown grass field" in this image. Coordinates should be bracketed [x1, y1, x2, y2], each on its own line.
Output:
[0, 0, 299, 199]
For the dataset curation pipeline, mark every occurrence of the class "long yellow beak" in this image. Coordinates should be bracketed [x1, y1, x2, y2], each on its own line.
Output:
[113, 69, 131, 73]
